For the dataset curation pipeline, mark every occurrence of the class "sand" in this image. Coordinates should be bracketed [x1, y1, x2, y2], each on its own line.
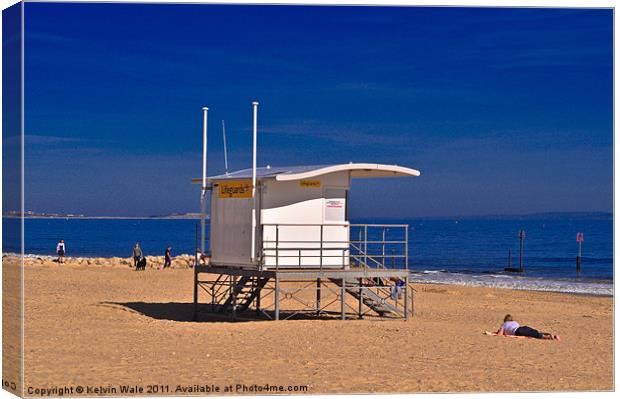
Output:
[2, 255, 614, 395]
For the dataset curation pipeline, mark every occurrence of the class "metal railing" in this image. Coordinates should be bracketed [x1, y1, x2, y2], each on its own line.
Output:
[261, 223, 349, 271]
[260, 223, 409, 271]
[349, 224, 409, 270]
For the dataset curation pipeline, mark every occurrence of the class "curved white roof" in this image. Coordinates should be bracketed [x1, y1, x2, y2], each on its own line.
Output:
[275, 163, 420, 181]
[195, 163, 420, 183]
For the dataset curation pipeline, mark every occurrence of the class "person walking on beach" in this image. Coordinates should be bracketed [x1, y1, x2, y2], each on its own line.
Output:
[56, 239, 66, 264]
[133, 242, 143, 268]
[162, 246, 172, 269]
[496, 314, 560, 340]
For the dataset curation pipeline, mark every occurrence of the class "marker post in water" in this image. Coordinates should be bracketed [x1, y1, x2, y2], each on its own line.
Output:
[518, 230, 526, 273]
[504, 248, 519, 273]
[576, 232, 584, 272]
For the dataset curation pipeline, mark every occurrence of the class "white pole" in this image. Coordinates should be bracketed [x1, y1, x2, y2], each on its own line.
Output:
[222, 120, 229, 175]
[201, 106, 209, 255]
[251, 101, 259, 263]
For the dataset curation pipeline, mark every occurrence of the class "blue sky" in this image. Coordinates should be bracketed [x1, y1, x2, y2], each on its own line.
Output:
[2, 2, 21, 215]
[22, 3, 612, 217]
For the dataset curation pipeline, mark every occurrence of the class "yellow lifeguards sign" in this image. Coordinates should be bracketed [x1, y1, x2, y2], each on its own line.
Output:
[299, 180, 321, 188]
[218, 180, 252, 198]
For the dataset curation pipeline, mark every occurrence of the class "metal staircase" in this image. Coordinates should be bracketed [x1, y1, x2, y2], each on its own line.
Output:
[220, 275, 270, 313]
[328, 277, 401, 316]
[343, 235, 410, 317]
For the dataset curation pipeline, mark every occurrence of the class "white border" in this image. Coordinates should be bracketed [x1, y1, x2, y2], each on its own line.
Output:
[0, 2, 616, 399]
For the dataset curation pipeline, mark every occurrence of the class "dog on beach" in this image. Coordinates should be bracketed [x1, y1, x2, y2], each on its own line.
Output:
[136, 257, 147, 271]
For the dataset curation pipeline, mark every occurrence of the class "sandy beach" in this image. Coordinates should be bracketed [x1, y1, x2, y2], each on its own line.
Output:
[2, 255, 613, 395]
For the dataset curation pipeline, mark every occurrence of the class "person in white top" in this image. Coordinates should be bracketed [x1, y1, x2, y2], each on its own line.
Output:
[56, 239, 66, 264]
[496, 314, 560, 340]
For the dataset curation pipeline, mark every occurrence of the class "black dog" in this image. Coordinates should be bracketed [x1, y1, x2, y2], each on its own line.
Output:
[136, 257, 147, 271]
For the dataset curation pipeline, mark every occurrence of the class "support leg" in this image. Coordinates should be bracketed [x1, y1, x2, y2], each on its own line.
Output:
[275, 276, 280, 321]
[255, 282, 262, 316]
[316, 278, 321, 316]
[404, 276, 409, 321]
[193, 269, 198, 321]
[358, 279, 363, 320]
[341, 278, 346, 320]
[410, 282, 415, 318]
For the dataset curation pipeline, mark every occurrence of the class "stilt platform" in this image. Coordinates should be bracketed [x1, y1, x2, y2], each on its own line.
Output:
[193, 265, 413, 321]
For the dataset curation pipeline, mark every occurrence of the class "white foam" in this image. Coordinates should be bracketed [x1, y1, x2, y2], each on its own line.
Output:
[410, 271, 613, 296]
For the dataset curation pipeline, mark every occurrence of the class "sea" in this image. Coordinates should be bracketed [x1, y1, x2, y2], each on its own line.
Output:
[2, 216, 613, 296]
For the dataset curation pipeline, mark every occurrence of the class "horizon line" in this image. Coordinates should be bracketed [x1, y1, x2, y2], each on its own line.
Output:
[3, 210, 613, 220]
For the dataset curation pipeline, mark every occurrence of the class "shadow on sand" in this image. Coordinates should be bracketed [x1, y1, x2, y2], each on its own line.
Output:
[99, 301, 348, 323]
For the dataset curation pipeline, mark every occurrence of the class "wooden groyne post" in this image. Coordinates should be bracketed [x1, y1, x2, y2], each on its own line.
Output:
[576, 232, 584, 272]
[518, 230, 526, 273]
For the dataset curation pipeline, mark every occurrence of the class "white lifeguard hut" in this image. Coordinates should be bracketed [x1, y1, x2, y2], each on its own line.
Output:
[203, 163, 419, 269]
[192, 103, 421, 321]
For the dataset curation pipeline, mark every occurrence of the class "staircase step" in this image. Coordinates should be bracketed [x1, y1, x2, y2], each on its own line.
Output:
[219, 276, 270, 314]
[329, 277, 402, 316]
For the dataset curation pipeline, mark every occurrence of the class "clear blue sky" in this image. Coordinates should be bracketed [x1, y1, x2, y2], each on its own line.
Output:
[22, 3, 612, 218]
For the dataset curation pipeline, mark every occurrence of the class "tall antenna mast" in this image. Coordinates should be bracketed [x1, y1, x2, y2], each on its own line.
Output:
[201, 106, 209, 255]
[251, 101, 259, 263]
[222, 120, 229, 175]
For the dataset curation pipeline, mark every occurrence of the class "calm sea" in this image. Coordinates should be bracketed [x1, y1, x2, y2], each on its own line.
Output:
[2, 216, 613, 295]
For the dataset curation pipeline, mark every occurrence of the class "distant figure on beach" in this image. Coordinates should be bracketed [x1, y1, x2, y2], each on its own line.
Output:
[391, 278, 405, 300]
[136, 257, 147, 271]
[133, 242, 143, 268]
[56, 239, 66, 264]
[195, 251, 209, 267]
[496, 314, 560, 340]
[162, 246, 172, 269]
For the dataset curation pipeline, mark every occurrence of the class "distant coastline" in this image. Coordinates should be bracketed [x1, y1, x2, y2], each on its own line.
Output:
[356, 211, 613, 221]
[3, 211, 207, 220]
[418, 211, 613, 221]
[3, 211, 610, 221]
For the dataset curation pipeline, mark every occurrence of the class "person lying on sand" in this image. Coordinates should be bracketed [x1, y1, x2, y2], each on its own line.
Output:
[497, 314, 560, 340]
